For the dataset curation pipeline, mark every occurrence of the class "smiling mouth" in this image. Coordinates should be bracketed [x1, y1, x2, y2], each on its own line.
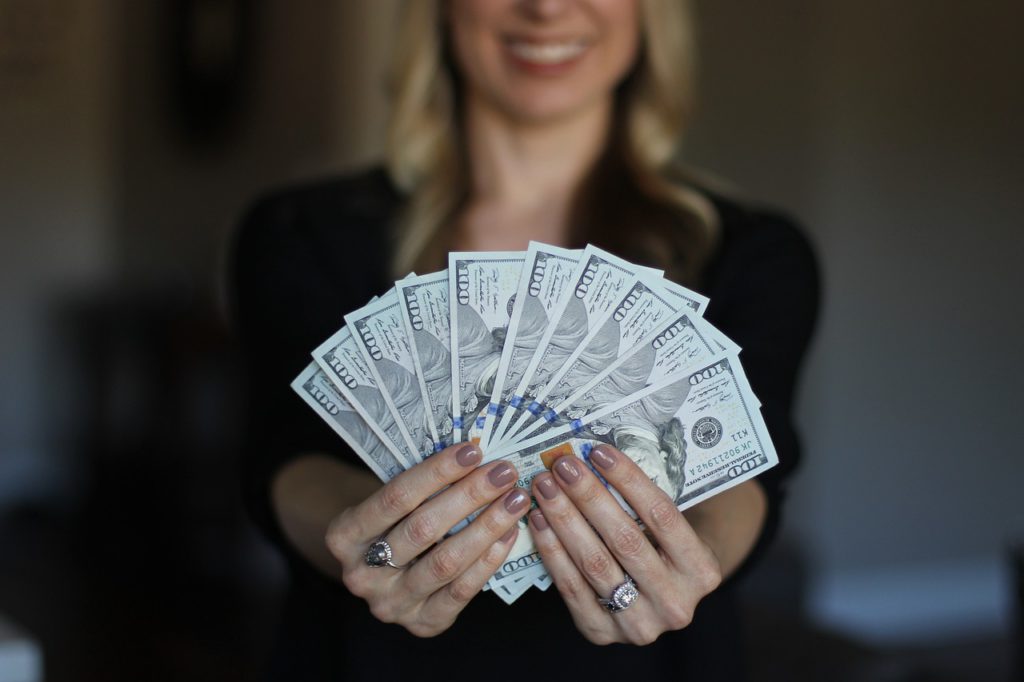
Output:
[505, 39, 589, 65]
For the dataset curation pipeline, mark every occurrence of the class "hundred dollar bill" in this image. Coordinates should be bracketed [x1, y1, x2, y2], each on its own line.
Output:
[312, 323, 418, 468]
[448, 251, 526, 443]
[487, 244, 655, 446]
[501, 308, 735, 449]
[291, 363, 405, 481]
[504, 353, 777, 522]
[396, 271, 453, 452]
[500, 275, 707, 446]
[662, 279, 710, 317]
[345, 291, 436, 461]
[478, 243, 582, 451]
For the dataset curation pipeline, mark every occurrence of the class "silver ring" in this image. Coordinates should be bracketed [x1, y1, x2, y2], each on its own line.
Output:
[364, 536, 410, 569]
[598, 574, 639, 613]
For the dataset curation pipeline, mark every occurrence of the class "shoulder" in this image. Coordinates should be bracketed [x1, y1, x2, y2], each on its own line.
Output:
[700, 190, 820, 307]
[236, 166, 402, 254]
[229, 167, 401, 343]
[709, 192, 817, 274]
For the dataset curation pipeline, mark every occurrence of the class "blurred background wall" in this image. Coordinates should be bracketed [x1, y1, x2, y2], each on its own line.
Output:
[1, 1, 1021, 680]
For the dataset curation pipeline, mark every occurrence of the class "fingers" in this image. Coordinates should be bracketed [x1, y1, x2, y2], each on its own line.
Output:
[403, 485, 530, 598]
[415, 524, 520, 636]
[542, 454, 667, 589]
[527, 509, 618, 646]
[384, 459, 520, 566]
[530, 469, 630, 597]
[328, 442, 485, 558]
[585, 444, 708, 572]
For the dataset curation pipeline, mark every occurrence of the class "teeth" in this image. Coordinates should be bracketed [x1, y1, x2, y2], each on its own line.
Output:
[508, 41, 586, 65]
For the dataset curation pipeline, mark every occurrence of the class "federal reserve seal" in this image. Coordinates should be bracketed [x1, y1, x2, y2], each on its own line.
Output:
[691, 417, 723, 449]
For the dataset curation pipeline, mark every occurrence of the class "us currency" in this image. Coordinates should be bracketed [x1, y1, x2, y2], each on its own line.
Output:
[291, 363, 405, 481]
[500, 275, 706, 447]
[345, 292, 435, 462]
[493, 354, 777, 579]
[662, 279, 710, 317]
[313, 324, 418, 468]
[448, 251, 526, 443]
[490, 245, 651, 447]
[396, 271, 453, 452]
[478, 243, 582, 450]
[500, 308, 736, 449]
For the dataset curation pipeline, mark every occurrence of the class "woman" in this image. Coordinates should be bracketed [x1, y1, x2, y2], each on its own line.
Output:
[232, 0, 818, 679]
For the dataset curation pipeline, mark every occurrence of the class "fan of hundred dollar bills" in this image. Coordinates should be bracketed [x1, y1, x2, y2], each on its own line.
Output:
[292, 242, 777, 604]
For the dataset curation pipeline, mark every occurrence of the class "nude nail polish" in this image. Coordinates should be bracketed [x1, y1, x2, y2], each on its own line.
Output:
[554, 457, 581, 485]
[504, 489, 529, 514]
[488, 461, 516, 487]
[590, 445, 617, 470]
[456, 444, 481, 467]
[499, 526, 517, 543]
[530, 510, 549, 531]
[536, 475, 559, 500]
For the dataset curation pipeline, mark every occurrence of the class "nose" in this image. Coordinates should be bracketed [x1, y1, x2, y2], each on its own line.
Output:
[518, 0, 572, 21]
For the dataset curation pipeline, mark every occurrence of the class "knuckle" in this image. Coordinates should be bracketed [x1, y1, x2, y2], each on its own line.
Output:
[380, 482, 414, 517]
[628, 625, 660, 646]
[403, 512, 438, 549]
[584, 627, 616, 646]
[340, 567, 366, 597]
[324, 515, 351, 560]
[446, 578, 477, 605]
[611, 523, 647, 559]
[696, 556, 723, 594]
[556, 572, 588, 603]
[648, 499, 681, 533]
[368, 599, 397, 624]
[576, 479, 605, 506]
[462, 476, 494, 509]
[548, 505, 576, 528]
[476, 508, 508, 538]
[580, 549, 614, 582]
[427, 545, 463, 583]
[663, 601, 694, 630]
[429, 459, 455, 488]
[482, 536, 511, 565]
[404, 620, 442, 638]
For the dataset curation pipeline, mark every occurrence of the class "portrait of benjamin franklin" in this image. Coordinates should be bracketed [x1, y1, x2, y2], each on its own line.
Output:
[587, 378, 692, 504]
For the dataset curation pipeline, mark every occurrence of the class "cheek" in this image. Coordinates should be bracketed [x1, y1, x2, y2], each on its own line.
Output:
[448, 9, 509, 93]
[599, 0, 642, 80]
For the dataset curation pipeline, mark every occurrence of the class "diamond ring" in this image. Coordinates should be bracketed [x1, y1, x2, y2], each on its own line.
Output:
[364, 536, 410, 569]
[598, 574, 639, 613]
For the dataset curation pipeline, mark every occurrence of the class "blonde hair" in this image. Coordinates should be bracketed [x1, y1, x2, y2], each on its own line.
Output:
[386, 0, 717, 282]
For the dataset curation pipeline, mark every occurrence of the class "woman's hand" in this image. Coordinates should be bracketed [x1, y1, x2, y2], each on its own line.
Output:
[528, 445, 723, 646]
[325, 442, 529, 637]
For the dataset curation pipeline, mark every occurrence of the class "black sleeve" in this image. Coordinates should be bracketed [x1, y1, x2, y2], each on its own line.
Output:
[228, 189, 367, 561]
[702, 208, 821, 579]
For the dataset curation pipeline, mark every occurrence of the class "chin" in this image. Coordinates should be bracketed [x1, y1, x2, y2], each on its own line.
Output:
[496, 88, 603, 127]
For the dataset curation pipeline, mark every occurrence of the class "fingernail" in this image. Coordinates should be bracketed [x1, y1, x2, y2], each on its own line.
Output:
[456, 444, 481, 467]
[504, 488, 529, 514]
[499, 526, 517, 544]
[590, 445, 617, 470]
[536, 474, 559, 500]
[530, 509, 549, 531]
[554, 457, 581, 485]
[488, 461, 516, 487]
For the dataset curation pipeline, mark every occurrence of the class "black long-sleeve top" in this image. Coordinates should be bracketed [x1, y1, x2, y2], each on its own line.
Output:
[230, 168, 819, 681]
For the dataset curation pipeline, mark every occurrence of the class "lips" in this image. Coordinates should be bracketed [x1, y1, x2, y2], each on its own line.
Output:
[505, 38, 589, 66]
